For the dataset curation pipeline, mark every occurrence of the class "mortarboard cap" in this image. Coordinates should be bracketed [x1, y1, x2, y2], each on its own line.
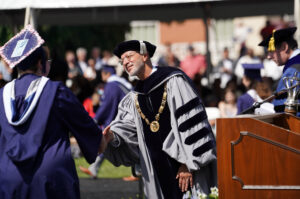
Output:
[242, 63, 264, 80]
[101, 64, 116, 74]
[0, 25, 45, 69]
[113, 40, 156, 58]
[258, 27, 297, 51]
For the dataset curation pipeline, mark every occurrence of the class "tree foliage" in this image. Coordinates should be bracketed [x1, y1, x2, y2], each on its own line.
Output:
[0, 24, 130, 59]
[39, 24, 130, 59]
[0, 26, 15, 46]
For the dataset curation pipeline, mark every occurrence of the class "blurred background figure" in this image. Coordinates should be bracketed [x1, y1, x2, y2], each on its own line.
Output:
[48, 57, 69, 84]
[255, 77, 273, 100]
[91, 46, 103, 71]
[158, 43, 180, 67]
[234, 48, 261, 83]
[261, 57, 282, 87]
[84, 58, 97, 82]
[76, 47, 88, 75]
[233, 22, 252, 57]
[82, 84, 102, 119]
[218, 87, 238, 118]
[260, 20, 275, 42]
[91, 46, 103, 82]
[0, 57, 12, 82]
[237, 63, 263, 114]
[180, 44, 207, 80]
[101, 50, 121, 76]
[215, 47, 234, 89]
[65, 50, 81, 79]
[237, 63, 274, 114]
[260, 20, 275, 55]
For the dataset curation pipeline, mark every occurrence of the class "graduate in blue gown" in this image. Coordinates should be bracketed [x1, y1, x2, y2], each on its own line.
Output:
[258, 27, 300, 117]
[237, 63, 275, 115]
[94, 65, 132, 128]
[0, 25, 104, 199]
[237, 63, 263, 114]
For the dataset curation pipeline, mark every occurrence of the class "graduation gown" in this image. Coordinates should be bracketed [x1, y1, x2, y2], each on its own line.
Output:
[273, 52, 300, 117]
[94, 75, 132, 128]
[237, 89, 275, 115]
[237, 91, 255, 114]
[104, 67, 217, 199]
[0, 74, 102, 199]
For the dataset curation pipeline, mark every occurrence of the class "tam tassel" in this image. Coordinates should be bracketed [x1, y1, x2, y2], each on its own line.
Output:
[268, 29, 276, 52]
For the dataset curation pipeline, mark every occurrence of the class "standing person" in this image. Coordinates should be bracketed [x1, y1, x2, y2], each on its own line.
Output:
[65, 50, 81, 79]
[0, 25, 104, 199]
[76, 47, 88, 74]
[158, 43, 180, 67]
[103, 40, 217, 198]
[180, 45, 207, 80]
[84, 58, 97, 81]
[79, 64, 132, 178]
[258, 27, 300, 116]
[215, 47, 234, 89]
[91, 47, 103, 83]
[234, 48, 261, 81]
[91, 46, 103, 71]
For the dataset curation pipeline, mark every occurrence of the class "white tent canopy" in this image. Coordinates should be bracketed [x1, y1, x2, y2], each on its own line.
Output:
[0, 0, 295, 26]
[0, 0, 217, 9]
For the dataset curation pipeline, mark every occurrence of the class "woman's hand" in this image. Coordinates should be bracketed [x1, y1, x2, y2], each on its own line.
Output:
[176, 164, 193, 192]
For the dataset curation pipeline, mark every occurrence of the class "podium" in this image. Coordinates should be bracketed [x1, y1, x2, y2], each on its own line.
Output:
[216, 113, 300, 199]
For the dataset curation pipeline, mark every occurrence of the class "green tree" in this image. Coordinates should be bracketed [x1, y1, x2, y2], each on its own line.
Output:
[38, 24, 130, 59]
[0, 24, 130, 59]
[0, 26, 15, 46]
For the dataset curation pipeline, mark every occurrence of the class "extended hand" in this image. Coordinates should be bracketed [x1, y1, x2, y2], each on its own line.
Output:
[102, 125, 115, 143]
[176, 164, 193, 192]
[98, 125, 114, 154]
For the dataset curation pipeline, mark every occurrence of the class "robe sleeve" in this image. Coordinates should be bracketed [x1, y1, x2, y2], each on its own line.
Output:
[103, 93, 140, 167]
[55, 85, 102, 164]
[162, 75, 216, 171]
[236, 96, 244, 114]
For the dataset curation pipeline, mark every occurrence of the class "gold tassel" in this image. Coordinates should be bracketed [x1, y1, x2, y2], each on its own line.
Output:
[268, 29, 276, 52]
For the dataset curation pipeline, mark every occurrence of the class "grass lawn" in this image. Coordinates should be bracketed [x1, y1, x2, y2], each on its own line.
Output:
[74, 157, 132, 178]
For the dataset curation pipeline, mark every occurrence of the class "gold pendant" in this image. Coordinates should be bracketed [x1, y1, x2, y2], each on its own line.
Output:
[150, 121, 160, 132]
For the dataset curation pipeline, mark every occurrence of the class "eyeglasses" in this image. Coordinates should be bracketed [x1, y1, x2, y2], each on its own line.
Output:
[119, 52, 136, 65]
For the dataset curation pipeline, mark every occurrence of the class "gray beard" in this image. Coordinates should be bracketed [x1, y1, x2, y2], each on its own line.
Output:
[125, 67, 140, 80]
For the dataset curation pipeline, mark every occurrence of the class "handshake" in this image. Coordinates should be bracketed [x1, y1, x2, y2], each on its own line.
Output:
[98, 125, 114, 154]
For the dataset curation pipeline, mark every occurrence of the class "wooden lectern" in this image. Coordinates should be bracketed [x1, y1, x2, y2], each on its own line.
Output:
[216, 113, 300, 199]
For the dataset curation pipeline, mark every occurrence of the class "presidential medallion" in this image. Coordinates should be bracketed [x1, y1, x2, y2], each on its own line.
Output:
[135, 83, 167, 133]
[150, 121, 160, 132]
